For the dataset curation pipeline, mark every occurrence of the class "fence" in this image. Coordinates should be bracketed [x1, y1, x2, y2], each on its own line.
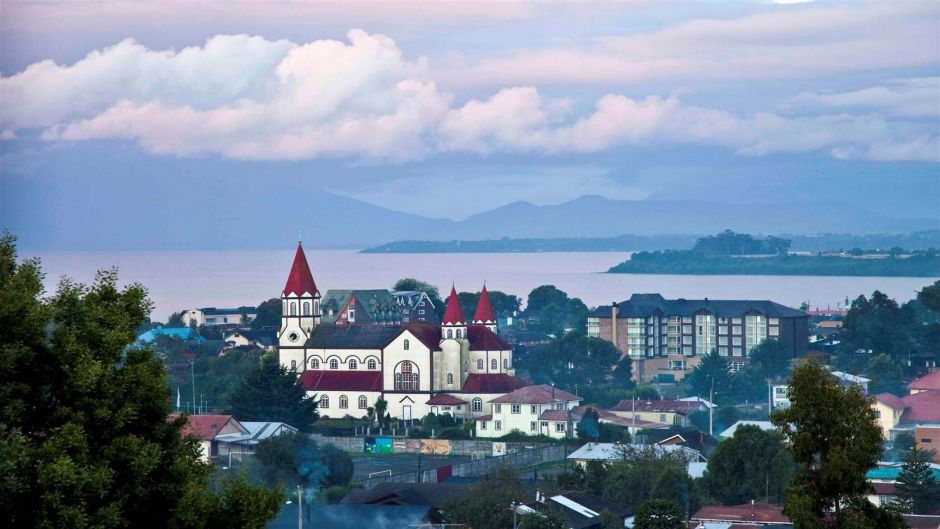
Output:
[361, 444, 566, 489]
[308, 433, 553, 457]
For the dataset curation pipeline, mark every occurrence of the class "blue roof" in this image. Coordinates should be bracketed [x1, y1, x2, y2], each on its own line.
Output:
[136, 327, 203, 343]
[867, 466, 940, 481]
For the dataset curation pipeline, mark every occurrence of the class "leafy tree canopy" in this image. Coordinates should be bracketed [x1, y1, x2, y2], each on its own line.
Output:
[684, 351, 733, 405]
[248, 432, 352, 492]
[634, 499, 686, 529]
[444, 466, 525, 529]
[228, 356, 319, 431]
[692, 230, 791, 256]
[704, 424, 796, 505]
[251, 298, 281, 330]
[748, 338, 792, 381]
[457, 289, 522, 320]
[528, 332, 624, 389]
[526, 285, 570, 314]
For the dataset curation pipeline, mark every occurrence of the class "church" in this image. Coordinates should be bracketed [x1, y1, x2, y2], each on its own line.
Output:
[278, 242, 527, 421]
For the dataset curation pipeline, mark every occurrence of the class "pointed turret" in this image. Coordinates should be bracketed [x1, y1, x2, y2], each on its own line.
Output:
[441, 285, 467, 341]
[283, 242, 318, 297]
[472, 284, 498, 332]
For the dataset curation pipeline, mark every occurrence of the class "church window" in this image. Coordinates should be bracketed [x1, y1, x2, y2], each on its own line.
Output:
[472, 398, 483, 412]
[349, 359, 357, 369]
[310, 358, 320, 369]
[491, 359, 497, 370]
[477, 359, 483, 370]
[394, 361, 419, 391]
[404, 339, 410, 351]
[315, 301, 319, 314]
[290, 360, 296, 370]
[320, 395, 329, 408]
[503, 359, 508, 369]
[290, 303, 296, 316]
[447, 329, 453, 339]
[303, 302, 310, 315]
[447, 373, 454, 385]
[368, 359, 377, 370]
[359, 395, 368, 409]
[456, 329, 462, 338]
[330, 359, 338, 370]
[339, 395, 348, 409]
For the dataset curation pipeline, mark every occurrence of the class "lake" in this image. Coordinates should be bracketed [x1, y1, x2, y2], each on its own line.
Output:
[26, 250, 938, 321]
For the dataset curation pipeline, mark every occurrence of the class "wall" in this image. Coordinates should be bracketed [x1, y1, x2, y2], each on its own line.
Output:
[915, 426, 940, 462]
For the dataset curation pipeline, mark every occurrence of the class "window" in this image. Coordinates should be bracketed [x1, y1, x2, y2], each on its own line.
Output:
[456, 329, 462, 339]
[290, 303, 296, 316]
[368, 359, 377, 370]
[718, 336, 728, 346]
[447, 373, 454, 385]
[530, 422, 537, 432]
[339, 395, 348, 409]
[320, 395, 329, 408]
[477, 359, 484, 370]
[511, 404, 521, 414]
[732, 326, 742, 335]
[418, 309, 425, 314]
[394, 361, 420, 391]
[472, 398, 483, 412]
[358, 395, 368, 409]
[349, 359, 357, 369]
[718, 347, 729, 356]
[447, 329, 453, 339]
[660, 414, 667, 422]
[682, 317, 692, 323]
[555, 423, 565, 433]
[290, 360, 296, 370]
[303, 302, 310, 315]
[491, 359, 498, 370]
[494, 404, 502, 413]
[404, 339, 410, 350]
[495, 420, 502, 431]
[733, 347, 743, 356]
[682, 325, 692, 334]
[769, 326, 779, 337]
[732, 336, 742, 346]
[347, 309, 355, 322]
[503, 359, 508, 369]
[330, 359, 339, 370]
[922, 438, 933, 443]
[314, 301, 319, 314]
[745, 315, 768, 352]
[531, 405, 537, 414]
[480, 421, 487, 430]
[768, 318, 779, 325]
[311, 358, 320, 369]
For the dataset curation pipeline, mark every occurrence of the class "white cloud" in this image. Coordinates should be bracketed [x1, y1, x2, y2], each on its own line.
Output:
[2, 30, 937, 162]
[787, 78, 940, 118]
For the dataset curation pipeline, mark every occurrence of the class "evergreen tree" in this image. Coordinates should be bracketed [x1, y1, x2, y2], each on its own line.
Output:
[250, 298, 281, 330]
[748, 338, 791, 381]
[894, 444, 940, 514]
[703, 424, 795, 505]
[228, 357, 319, 431]
[633, 499, 686, 529]
[0, 233, 281, 529]
[684, 351, 732, 404]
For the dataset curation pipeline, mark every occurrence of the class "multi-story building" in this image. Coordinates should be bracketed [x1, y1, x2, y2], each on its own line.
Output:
[391, 290, 439, 324]
[321, 289, 403, 325]
[588, 294, 808, 383]
[181, 306, 257, 327]
[475, 384, 581, 439]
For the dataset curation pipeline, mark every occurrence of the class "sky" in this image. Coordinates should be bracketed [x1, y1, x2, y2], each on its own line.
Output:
[1, 0, 939, 236]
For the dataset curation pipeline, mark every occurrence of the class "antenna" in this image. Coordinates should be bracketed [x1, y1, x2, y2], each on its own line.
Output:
[298, 229, 302, 244]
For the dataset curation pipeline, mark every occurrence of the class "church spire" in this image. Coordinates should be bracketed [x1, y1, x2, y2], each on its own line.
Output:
[473, 284, 496, 324]
[283, 241, 318, 297]
[442, 285, 466, 325]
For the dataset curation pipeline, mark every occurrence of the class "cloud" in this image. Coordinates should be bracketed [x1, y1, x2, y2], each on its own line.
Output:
[787, 78, 940, 118]
[3, 30, 937, 162]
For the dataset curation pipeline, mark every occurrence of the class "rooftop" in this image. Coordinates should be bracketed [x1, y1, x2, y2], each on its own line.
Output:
[611, 399, 707, 415]
[692, 503, 790, 525]
[425, 393, 466, 405]
[491, 384, 581, 404]
[461, 373, 527, 394]
[909, 370, 940, 392]
[719, 421, 777, 439]
[305, 324, 402, 349]
[283, 242, 318, 297]
[567, 442, 704, 463]
[173, 414, 243, 441]
[592, 294, 805, 319]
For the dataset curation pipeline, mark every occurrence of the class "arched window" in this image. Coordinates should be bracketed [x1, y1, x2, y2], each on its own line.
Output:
[368, 359, 377, 370]
[290, 302, 296, 316]
[447, 329, 453, 339]
[358, 395, 368, 409]
[503, 359, 508, 369]
[320, 395, 329, 408]
[330, 359, 339, 370]
[472, 397, 483, 412]
[456, 329, 462, 339]
[314, 301, 319, 314]
[491, 359, 498, 370]
[349, 359, 357, 370]
[477, 359, 484, 370]
[339, 395, 348, 409]
[290, 360, 297, 370]
[394, 361, 420, 391]
[404, 339, 410, 351]
[310, 358, 320, 369]
[302, 302, 310, 315]
[447, 373, 454, 385]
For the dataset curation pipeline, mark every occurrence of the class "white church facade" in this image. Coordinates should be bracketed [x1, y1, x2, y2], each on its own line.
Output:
[277, 242, 526, 421]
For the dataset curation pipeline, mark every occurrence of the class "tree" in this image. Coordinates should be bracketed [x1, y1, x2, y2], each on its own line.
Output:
[518, 509, 569, 529]
[394, 278, 444, 318]
[528, 332, 622, 388]
[730, 363, 769, 404]
[0, 233, 281, 529]
[771, 362, 902, 528]
[703, 424, 795, 505]
[633, 499, 686, 529]
[166, 310, 185, 326]
[603, 445, 693, 511]
[865, 354, 905, 396]
[749, 339, 791, 381]
[612, 356, 634, 387]
[650, 465, 700, 517]
[917, 280, 940, 313]
[894, 444, 940, 514]
[684, 351, 732, 404]
[577, 408, 601, 442]
[250, 432, 353, 491]
[457, 289, 521, 320]
[599, 509, 621, 529]
[228, 356, 319, 431]
[374, 397, 388, 426]
[251, 298, 281, 330]
[444, 466, 524, 529]
[526, 285, 570, 314]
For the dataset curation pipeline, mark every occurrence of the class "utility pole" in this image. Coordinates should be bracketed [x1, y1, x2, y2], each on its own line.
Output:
[708, 378, 714, 437]
[297, 485, 303, 529]
[190, 359, 197, 415]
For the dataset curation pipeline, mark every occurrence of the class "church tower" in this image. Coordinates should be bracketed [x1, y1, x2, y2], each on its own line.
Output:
[472, 284, 498, 333]
[279, 241, 321, 355]
[440, 285, 467, 341]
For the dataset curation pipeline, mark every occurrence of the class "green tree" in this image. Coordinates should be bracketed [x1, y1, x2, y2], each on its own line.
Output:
[167, 310, 185, 326]
[444, 466, 524, 529]
[889, 431, 916, 461]
[0, 233, 281, 529]
[650, 465, 700, 517]
[529, 332, 622, 388]
[771, 362, 902, 528]
[893, 444, 940, 514]
[518, 509, 569, 529]
[685, 351, 732, 405]
[599, 509, 621, 529]
[603, 445, 693, 511]
[250, 432, 352, 490]
[228, 357, 319, 431]
[918, 280, 940, 312]
[394, 278, 444, 318]
[251, 298, 281, 330]
[526, 285, 570, 314]
[374, 397, 388, 426]
[634, 499, 686, 529]
[730, 363, 769, 404]
[749, 339, 791, 381]
[577, 408, 601, 442]
[865, 353, 906, 396]
[703, 424, 795, 505]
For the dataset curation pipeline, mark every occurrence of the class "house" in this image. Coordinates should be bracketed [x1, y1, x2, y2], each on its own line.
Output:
[136, 326, 203, 343]
[214, 421, 298, 461]
[181, 306, 257, 327]
[173, 414, 248, 461]
[222, 328, 277, 351]
[391, 290, 439, 324]
[916, 425, 940, 463]
[588, 294, 808, 383]
[341, 481, 472, 509]
[872, 390, 940, 440]
[830, 370, 870, 394]
[774, 369, 869, 411]
[279, 242, 526, 421]
[321, 289, 403, 325]
[909, 370, 940, 395]
[690, 502, 790, 527]
[566, 442, 705, 468]
[719, 420, 777, 440]
[866, 463, 940, 507]
[475, 384, 581, 439]
[772, 384, 791, 409]
[609, 399, 707, 427]
[570, 405, 669, 437]
[677, 396, 718, 409]
[518, 490, 629, 529]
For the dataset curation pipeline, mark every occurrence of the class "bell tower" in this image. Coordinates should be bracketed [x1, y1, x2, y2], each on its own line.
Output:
[440, 285, 467, 341]
[279, 241, 321, 357]
[472, 283, 498, 333]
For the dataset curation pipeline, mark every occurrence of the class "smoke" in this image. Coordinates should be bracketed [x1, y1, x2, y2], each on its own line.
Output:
[296, 440, 329, 503]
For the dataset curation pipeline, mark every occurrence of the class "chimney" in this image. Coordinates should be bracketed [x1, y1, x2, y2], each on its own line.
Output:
[611, 302, 619, 348]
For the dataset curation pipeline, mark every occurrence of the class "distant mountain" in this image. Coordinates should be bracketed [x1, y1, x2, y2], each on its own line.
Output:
[402, 196, 937, 241]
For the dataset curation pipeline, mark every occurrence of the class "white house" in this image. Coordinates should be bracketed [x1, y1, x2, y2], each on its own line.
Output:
[182, 306, 257, 327]
[174, 414, 248, 462]
[475, 385, 581, 439]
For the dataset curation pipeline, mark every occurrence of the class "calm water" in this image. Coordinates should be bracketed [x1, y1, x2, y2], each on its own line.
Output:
[26, 250, 938, 321]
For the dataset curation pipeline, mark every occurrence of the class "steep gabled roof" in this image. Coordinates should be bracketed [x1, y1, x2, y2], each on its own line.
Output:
[909, 370, 940, 392]
[473, 284, 496, 323]
[467, 325, 511, 351]
[491, 384, 581, 404]
[875, 392, 907, 411]
[299, 370, 383, 391]
[461, 373, 527, 394]
[426, 393, 466, 405]
[174, 414, 243, 441]
[900, 390, 940, 422]
[404, 321, 443, 351]
[442, 285, 466, 325]
[283, 242, 318, 296]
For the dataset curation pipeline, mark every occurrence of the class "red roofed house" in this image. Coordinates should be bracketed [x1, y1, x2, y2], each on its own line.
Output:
[909, 370, 940, 395]
[690, 503, 790, 527]
[475, 384, 582, 439]
[277, 242, 526, 422]
[872, 390, 940, 441]
[609, 399, 708, 427]
[173, 414, 248, 462]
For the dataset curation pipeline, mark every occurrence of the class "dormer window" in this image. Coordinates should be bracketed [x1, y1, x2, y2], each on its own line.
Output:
[348, 309, 355, 322]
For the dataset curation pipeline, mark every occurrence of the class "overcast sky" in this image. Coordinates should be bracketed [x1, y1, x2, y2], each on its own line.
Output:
[1, 0, 938, 224]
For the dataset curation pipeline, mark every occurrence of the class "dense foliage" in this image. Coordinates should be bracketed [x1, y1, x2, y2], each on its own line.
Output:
[248, 432, 353, 493]
[523, 285, 590, 335]
[526, 332, 631, 391]
[228, 357, 319, 431]
[444, 466, 526, 529]
[0, 233, 281, 529]
[250, 298, 281, 329]
[457, 289, 522, 319]
[633, 499, 686, 529]
[693, 230, 791, 255]
[893, 444, 940, 514]
[393, 278, 444, 319]
[703, 424, 796, 505]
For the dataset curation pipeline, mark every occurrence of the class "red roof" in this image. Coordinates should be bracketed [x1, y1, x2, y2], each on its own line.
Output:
[612, 399, 705, 415]
[571, 406, 667, 429]
[283, 242, 318, 297]
[404, 321, 442, 351]
[467, 325, 510, 351]
[442, 285, 466, 325]
[474, 414, 493, 421]
[174, 414, 238, 441]
[875, 392, 907, 411]
[901, 390, 940, 422]
[461, 373, 527, 393]
[871, 482, 897, 495]
[426, 393, 466, 405]
[473, 284, 496, 323]
[491, 384, 581, 404]
[909, 370, 940, 391]
[692, 503, 789, 524]
[540, 409, 569, 421]
[299, 370, 383, 391]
